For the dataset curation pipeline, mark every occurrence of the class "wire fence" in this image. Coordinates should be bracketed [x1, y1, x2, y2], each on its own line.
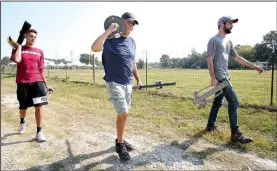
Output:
[2, 64, 276, 108]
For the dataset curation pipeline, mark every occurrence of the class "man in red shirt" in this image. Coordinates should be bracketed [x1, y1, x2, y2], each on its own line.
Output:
[10, 29, 52, 142]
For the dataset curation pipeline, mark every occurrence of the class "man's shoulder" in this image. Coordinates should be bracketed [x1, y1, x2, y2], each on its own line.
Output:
[33, 47, 44, 54]
[128, 36, 135, 44]
[22, 45, 43, 51]
[22, 46, 44, 57]
[209, 34, 220, 42]
[208, 34, 229, 45]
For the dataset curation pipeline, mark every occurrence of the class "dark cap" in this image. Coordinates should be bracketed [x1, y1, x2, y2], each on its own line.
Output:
[122, 12, 139, 25]
[218, 16, 238, 26]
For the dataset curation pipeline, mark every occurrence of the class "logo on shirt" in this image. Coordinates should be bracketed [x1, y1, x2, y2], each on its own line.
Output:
[22, 50, 41, 56]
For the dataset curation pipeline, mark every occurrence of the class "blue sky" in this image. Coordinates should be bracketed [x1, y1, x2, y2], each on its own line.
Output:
[1, 2, 276, 62]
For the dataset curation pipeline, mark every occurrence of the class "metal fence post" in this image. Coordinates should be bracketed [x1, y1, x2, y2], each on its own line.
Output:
[93, 54, 95, 84]
[146, 50, 148, 91]
[270, 41, 276, 106]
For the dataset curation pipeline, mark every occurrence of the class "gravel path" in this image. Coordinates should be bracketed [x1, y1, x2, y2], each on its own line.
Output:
[1, 94, 276, 170]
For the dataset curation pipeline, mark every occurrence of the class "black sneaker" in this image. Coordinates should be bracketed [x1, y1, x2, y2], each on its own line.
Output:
[115, 139, 134, 151]
[231, 131, 253, 143]
[205, 124, 218, 132]
[115, 143, 130, 161]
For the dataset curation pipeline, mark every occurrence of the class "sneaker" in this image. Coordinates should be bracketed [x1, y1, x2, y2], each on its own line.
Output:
[35, 132, 47, 142]
[115, 143, 130, 161]
[115, 139, 134, 151]
[205, 124, 218, 132]
[231, 131, 253, 143]
[18, 123, 26, 134]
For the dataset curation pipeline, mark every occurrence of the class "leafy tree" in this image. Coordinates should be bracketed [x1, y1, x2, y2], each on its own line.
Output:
[160, 54, 171, 68]
[1, 56, 11, 66]
[79, 53, 93, 64]
[137, 58, 145, 69]
[253, 30, 277, 62]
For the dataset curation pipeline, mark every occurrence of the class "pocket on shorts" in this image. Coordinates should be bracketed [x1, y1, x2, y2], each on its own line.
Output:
[16, 83, 28, 102]
[107, 82, 123, 101]
[126, 84, 133, 108]
[32, 82, 48, 105]
[36, 81, 47, 96]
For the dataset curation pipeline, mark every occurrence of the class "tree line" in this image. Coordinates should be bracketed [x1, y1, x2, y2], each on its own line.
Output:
[137, 30, 277, 69]
[1, 30, 276, 69]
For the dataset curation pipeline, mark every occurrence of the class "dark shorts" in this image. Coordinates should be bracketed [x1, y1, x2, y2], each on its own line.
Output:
[16, 81, 48, 109]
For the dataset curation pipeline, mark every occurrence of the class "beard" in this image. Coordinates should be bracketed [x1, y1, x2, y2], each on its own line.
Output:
[223, 26, 232, 34]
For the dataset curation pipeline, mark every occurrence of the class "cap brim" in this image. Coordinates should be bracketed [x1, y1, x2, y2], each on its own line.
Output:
[128, 18, 139, 25]
[231, 18, 238, 23]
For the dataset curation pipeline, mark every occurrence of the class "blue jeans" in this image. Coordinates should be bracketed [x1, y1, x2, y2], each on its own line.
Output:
[207, 80, 240, 133]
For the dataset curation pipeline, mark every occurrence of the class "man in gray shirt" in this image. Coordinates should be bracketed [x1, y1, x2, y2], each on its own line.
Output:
[206, 16, 263, 143]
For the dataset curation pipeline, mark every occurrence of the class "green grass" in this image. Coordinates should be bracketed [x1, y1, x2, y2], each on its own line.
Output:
[2, 75, 276, 161]
[3, 67, 276, 107]
[45, 68, 276, 107]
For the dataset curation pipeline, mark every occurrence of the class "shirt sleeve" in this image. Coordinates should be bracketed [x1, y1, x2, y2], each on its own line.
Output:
[38, 50, 44, 73]
[229, 40, 238, 58]
[207, 38, 216, 57]
[132, 37, 137, 60]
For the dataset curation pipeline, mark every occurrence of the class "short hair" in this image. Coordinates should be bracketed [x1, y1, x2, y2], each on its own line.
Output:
[27, 29, 37, 34]
[218, 22, 226, 29]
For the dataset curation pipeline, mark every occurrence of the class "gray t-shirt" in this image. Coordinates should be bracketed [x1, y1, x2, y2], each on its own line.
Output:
[207, 34, 238, 81]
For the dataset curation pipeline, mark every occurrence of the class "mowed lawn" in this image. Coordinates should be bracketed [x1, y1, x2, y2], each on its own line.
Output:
[2, 74, 276, 160]
[44, 68, 276, 107]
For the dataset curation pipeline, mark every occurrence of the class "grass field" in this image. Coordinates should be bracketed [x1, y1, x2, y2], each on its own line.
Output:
[25, 68, 277, 107]
[2, 74, 276, 163]
[3, 66, 276, 107]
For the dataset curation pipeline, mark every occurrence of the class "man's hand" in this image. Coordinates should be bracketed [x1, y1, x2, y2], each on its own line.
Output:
[107, 23, 119, 33]
[253, 65, 264, 74]
[136, 80, 143, 90]
[211, 78, 218, 86]
[46, 86, 54, 95]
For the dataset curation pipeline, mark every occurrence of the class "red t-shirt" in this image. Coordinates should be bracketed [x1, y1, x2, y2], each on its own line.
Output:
[11, 46, 44, 83]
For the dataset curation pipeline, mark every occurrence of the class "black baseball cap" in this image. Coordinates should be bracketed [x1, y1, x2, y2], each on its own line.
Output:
[122, 12, 139, 25]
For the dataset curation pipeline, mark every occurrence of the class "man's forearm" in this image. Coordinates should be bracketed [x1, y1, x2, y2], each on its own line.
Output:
[234, 56, 256, 69]
[133, 63, 140, 82]
[91, 30, 112, 52]
[207, 57, 216, 79]
[40, 72, 48, 88]
[10, 46, 22, 63]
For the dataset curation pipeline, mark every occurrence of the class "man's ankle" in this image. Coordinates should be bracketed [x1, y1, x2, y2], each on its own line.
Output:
[117, 138, 124, 144]
[20, 117, 25, 124]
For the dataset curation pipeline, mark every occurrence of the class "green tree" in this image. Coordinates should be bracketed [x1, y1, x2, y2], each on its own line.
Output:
[236, 45, 254, 61]
[229, 45, 254, 69]
[137, 58, 145, 69]
[1, 56, 11, 66]
[253, 30, 277, 62]
[262, 30, 277, 45]
[170, 58, 182, 68]
[94, 56, 101, 66]
[160, 54, 171, 68]
[79, 53, 93, 64]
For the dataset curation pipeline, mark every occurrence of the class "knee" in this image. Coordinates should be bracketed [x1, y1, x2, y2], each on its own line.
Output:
[212, 100, 223, 108]
[229, 98, 240, 107]
[117, 112, 128, 118]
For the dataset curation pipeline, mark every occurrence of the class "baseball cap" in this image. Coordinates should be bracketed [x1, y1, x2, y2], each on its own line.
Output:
[218, 16, 238, 26]
[122, 12, 139, 25]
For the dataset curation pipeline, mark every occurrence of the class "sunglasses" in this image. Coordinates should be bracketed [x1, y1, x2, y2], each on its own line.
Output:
[127, 20, 136, 26]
